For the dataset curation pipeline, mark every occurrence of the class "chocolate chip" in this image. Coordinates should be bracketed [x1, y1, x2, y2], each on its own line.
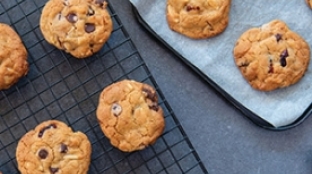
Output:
[50, 124, 57, 129]
[268, 59, 274, 73]
[112, 103, 122, 116]
[280, 49, 289, 67]
[143, 88, 159, 111]
[142, 88, 157, 102]
[66, 13, 78, 23]
[38, 130, 44, 137]
[149, 103, 159, 112]
[60, 144, 68, 153]
[85, 23, 95, 33]
[38, 124, 57, 138]
[280, 58, 287, 67]
[186, 5, 200, 11]
[38, 149, 48, 159]
[280, 49, 289, 58]
[186, 6, 192, 11]
[49, 167, 59, 174]
[275, 33, 282, 42]
[95, 0, 105, 6]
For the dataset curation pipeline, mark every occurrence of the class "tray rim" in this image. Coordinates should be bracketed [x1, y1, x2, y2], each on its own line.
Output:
[131, 5, 312, 131]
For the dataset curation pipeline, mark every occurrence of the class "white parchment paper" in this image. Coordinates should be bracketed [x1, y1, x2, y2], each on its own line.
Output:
[130, 0, 312, 128]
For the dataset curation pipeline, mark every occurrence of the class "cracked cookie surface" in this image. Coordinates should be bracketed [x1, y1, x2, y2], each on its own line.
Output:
[166, 0, 231, 39]
[0, 23, 28, 90]
[40, 0, 113, 58]
[233, 20, 310, 91]
[16, 120, 91, 174]
[96, 79, 165, 152]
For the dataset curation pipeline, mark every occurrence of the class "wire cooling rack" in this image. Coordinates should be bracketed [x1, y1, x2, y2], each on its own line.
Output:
[0, 0, 208, 173]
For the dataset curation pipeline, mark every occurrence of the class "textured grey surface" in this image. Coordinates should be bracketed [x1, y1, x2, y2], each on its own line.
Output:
[110, 0, 312, 173]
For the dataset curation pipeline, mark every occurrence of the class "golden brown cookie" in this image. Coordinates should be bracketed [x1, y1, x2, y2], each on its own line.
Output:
[306, 0, 312, 8]
[233, 20, 310, 91]
[0, 23, 28, 90]
[166, 0, 231, 39]
[16, 120, 92, 174]
[96, 79, 165, 152]
[40, 0, 113, 58]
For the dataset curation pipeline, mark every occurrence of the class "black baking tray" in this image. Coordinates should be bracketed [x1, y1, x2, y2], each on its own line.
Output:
[131, 6, 312, 131]
[0, 0, 208, 173]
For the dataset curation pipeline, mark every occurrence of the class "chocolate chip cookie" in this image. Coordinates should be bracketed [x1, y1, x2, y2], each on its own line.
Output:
[166, 0, 231, 39]
[96, 79, 165, 152]
[16, 120, 92, 174]
[0, 23, 28, 90]
[40, 0, 113, 58]
[233, 20, 310, 91]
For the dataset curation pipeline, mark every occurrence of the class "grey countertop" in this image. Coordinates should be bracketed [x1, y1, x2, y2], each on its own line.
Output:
[110, 0, 312, 174]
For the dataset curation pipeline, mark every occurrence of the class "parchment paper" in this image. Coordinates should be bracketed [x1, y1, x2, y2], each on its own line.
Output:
[130, 0, 312, 128]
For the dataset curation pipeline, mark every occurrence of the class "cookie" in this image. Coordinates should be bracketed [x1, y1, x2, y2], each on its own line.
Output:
[96, 79, 165, 152]
[16, 120, 91, 174]
[0, 23, 28, 90]
[233, 20, 310, 91]
[166, 0, 231, 39]
[306, 0, 312, 8]
[40, 0, 113, 58]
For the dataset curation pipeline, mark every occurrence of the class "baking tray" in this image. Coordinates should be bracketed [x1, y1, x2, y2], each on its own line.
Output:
[131, 4, 312, 131]
[0, 0, 208, 173]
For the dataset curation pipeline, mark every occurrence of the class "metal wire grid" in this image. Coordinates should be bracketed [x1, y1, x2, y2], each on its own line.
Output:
[0, 0, 208, 173]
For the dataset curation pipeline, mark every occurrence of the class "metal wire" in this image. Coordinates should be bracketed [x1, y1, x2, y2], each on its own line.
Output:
[0, 0, 208, 173]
